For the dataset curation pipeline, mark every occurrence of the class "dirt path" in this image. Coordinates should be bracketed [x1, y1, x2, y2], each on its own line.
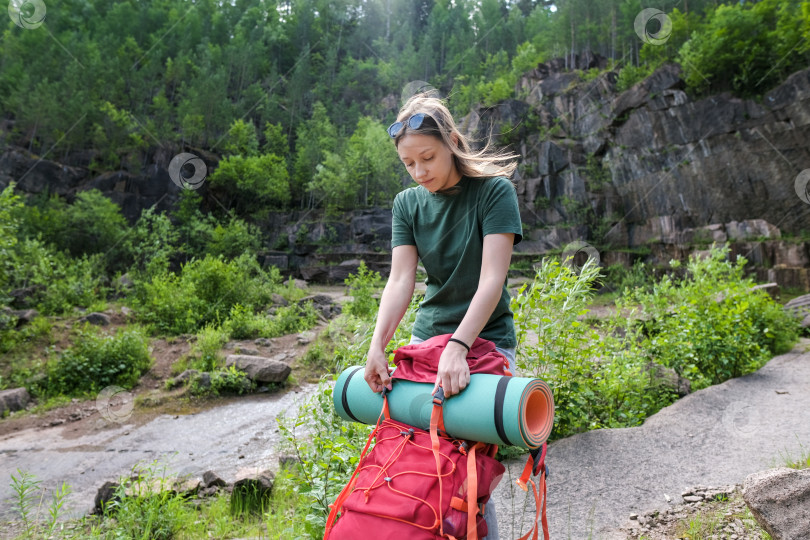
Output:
[491, 338, 810, 539]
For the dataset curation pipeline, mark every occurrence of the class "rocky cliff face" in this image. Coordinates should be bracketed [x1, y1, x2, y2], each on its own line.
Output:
[1, 60, 808, 285]
[471, 61, 810, 254]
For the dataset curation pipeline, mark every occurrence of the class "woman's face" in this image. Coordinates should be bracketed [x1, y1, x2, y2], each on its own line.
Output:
[396, 133, 461, 193]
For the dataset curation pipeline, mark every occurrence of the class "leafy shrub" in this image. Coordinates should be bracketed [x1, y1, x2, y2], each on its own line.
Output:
[8, 238, 108, 315]
[344, 261, 381, 319]
[189, 324, 229, 372]
[211, 366, 255, 395]
[625, 246, 800, 388]
[189, 366, 255, 397]
[132, 253, 281, 335]
[209, 153, 291, 213]
[14, 189, 129, 271]
[223, 302, 319, 340]
[48, 326, 152, 396]
[677, 0, 808, 96]
[279, 383, 372, 537]
[511, 258, 674, 438]
[0, 183, 23, 292]
[122, 207, 179, 278]
[101, 464, 185, 540]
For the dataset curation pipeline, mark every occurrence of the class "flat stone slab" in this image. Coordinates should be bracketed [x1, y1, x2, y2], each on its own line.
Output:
[491, 339, 810, 539]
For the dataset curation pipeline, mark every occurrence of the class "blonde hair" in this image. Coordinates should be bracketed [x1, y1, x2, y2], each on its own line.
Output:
[392, 94, 519, 184]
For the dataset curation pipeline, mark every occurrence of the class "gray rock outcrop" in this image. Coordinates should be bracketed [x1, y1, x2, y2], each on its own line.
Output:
[0, 388, 31, 415]
[78, 312, 111, 326]
[225, 354, 291, 383]
[742, 467, 810, 540]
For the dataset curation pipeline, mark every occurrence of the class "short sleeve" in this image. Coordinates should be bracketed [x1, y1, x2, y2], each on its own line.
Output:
[391, 191, 416, 248]
[480, 177, 523, 245]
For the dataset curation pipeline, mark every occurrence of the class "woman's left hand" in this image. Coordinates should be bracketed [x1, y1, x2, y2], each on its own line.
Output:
[433, 341, 470, 398]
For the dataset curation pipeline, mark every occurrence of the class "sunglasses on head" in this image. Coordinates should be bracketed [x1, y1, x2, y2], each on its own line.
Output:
[387, 113, 433, 138]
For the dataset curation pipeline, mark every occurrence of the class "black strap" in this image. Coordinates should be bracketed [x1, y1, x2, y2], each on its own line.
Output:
[342, 366, 363, 423]
[494, 376, 513, 446]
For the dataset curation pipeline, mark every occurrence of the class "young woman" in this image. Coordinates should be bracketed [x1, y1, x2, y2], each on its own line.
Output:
[363, 93, 523, 539]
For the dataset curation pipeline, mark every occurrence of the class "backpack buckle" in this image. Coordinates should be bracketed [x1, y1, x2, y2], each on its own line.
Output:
[432, 386, 445, 405]
[530, 443, 548, 477]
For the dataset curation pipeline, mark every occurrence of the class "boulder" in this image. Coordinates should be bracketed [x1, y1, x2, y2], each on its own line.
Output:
[233, 468, 275, 496]
[743, 467, 810, 540]
[784, 293, 810, 320]
[0, 387, 31, 415]
[78, 312, 111, 326]
[0, 308, 38, 329]
[225, 354, 291, 383]
[166, 369, 199, 389]
[93, 480, 120, 514]
[202, 470, 227, 488]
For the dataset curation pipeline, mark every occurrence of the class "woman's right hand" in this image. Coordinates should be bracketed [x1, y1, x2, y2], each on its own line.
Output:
[364, 348, 393, 394]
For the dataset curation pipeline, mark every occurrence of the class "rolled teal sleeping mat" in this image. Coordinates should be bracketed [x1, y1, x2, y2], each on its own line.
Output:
[334, 366, 554, 449]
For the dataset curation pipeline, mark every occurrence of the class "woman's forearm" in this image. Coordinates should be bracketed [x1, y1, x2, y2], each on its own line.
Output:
[369, 245, 418, 353]
[370, 278, 415, 353]
[451, 276, 504, 346]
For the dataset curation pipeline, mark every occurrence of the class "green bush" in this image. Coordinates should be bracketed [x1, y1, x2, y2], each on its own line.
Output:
[0, 183, 24, 292]
[132, 253, 281, 335]
[626, 246, 800, 388]
[189, 324, 229, 372]
[48, 326, 152, 396]
[100, 464, 185, 540]
[223, 302, 319, 340]
[344, 261, 381, 319]
[8, 238, 108, 315]
[14, 189, 129, 271]
[677, 0, 809, 96]
[511, 258, 674, 439]
[122, 207, 179, 278]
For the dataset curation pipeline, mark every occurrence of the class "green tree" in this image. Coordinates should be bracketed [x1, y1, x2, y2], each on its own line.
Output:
[223, 119, 260, 157]
[209, 153, 291, 212]
[294, 102, 338, 207]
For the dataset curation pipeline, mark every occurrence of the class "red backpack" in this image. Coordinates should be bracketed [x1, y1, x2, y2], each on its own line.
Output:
[324, 335, 549, 540]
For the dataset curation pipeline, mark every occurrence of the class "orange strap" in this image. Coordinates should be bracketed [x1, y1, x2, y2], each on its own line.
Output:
[516, 453, 549, 540]
[466, 443, 478, 540]
[430, 401, 445, 536]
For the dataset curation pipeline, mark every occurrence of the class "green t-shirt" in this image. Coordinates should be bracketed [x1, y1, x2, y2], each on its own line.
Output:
[391, 176, 523, 348]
